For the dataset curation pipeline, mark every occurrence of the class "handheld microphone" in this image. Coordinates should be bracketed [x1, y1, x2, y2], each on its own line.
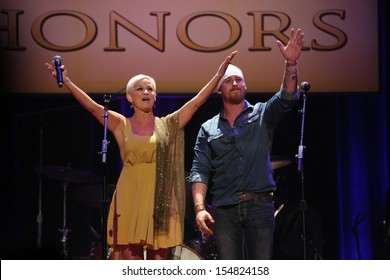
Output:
[53, 55, 63, 88]
[300, 81, 311, 92]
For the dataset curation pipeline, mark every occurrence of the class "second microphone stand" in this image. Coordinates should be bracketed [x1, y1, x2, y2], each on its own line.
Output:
[297, 82, 310, 259]
[100, 94, 111, 260]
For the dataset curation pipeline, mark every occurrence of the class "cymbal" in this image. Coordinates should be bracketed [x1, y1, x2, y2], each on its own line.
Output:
[73, 184, 116, 208]
[35, 165, 101, 184]
[271, 156, 292, 170]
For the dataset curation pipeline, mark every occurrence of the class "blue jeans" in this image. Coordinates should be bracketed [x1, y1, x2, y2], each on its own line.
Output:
[213, 196, 275, 259]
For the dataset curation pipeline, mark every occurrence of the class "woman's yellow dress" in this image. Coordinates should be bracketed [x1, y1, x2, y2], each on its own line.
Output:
[107, 114, 183, 250]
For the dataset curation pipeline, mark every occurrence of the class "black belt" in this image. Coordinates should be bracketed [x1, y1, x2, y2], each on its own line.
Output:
[238, 191, 273, 203]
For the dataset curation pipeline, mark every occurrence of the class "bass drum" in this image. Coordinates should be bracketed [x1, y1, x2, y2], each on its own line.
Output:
[169, 244, 202, 260]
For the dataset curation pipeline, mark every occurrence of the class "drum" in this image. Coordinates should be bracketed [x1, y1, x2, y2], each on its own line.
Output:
[183, 238, 218, 260]
[170, 244, 202, 260]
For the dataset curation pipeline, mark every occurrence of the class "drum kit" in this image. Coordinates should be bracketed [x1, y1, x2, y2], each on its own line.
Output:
[35, 155, 292, 260]
[34, 163, 102, 258]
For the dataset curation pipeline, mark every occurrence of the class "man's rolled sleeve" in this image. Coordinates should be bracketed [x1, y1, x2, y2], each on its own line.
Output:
[280, 85, 300, 101]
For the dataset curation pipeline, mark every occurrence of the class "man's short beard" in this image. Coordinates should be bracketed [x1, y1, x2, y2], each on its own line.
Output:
[225, 89, 245, 104]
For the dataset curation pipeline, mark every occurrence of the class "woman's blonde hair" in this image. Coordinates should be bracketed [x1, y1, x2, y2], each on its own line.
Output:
[126, 74, 156, 94]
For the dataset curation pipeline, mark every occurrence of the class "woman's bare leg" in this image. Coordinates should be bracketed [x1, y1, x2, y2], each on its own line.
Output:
[147, 248, 169, 260]
[110, 244, 144, 260]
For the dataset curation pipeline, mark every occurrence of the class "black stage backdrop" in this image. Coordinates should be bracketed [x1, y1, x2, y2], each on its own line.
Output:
[3, 89, 388, 260]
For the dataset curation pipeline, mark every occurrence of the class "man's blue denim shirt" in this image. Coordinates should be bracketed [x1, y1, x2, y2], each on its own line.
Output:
[189, 87, 299, 207]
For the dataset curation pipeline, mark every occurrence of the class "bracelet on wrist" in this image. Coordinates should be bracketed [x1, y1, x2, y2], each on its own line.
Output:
[195, 208, 206, 214]
[194, 203, 205, 213]
[285, 60, 297, 66]
[194, 204, 204, 209]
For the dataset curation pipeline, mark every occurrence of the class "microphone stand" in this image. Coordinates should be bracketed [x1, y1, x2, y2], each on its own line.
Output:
[297, 82, 310, 259]
[352, 212, 366, 260]
[100, 94, 111, 260]
[59, 180, 70, 259]
[36, 124, 44, 251]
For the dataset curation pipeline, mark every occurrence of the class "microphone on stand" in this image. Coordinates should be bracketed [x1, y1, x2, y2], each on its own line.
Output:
[296, 80, 310, 259]
[53, 55, 63, 88]
[300, 81, 311, 92]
